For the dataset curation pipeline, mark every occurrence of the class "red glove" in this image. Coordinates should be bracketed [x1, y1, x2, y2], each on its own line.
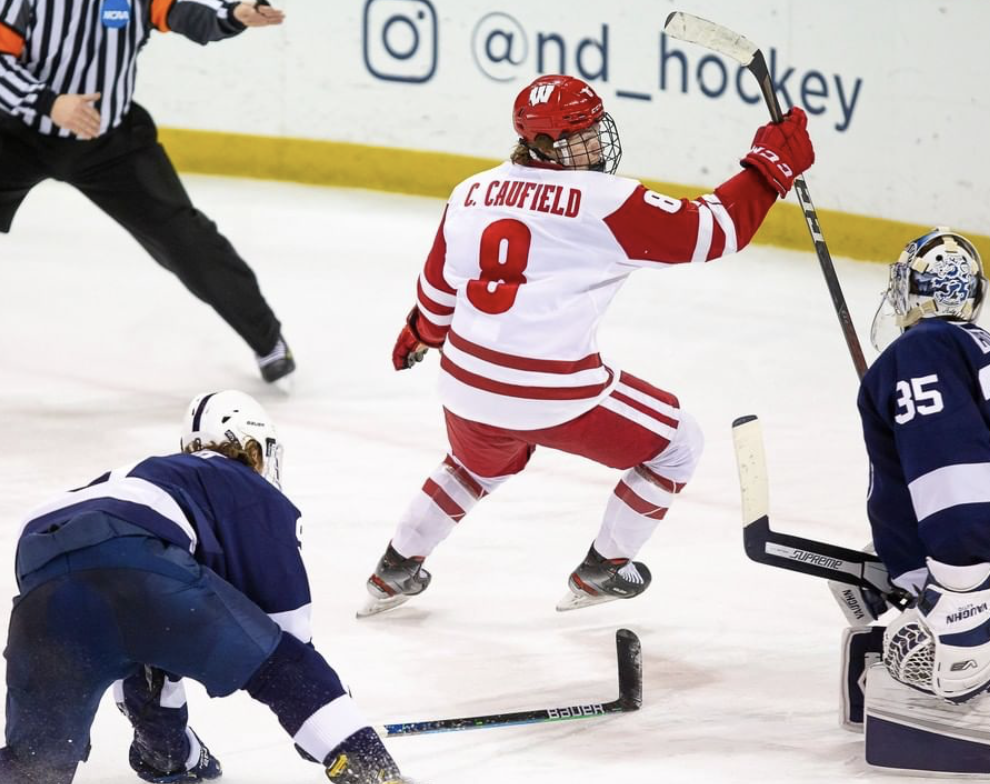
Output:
[392, 308, 440, 371]
[741, 107, 815, 197]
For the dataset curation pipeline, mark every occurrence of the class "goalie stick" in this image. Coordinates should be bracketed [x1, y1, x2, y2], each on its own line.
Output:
[663, 12, 868, 381]
[377, 628, 641, 737]
[731, 415, 909, 608]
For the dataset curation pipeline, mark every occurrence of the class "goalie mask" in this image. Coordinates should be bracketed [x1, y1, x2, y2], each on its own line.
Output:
[870, 227, 987, 351]
[513, 74, 622, 175]
[180, 390, 283, 488]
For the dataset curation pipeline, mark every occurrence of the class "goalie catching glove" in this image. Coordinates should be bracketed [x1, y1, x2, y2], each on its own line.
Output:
[741, 107, 815, 197]
[883, 558, 990, 703]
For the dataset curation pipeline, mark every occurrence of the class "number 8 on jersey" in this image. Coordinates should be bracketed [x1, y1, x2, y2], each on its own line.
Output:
[467, 219, 531, 315]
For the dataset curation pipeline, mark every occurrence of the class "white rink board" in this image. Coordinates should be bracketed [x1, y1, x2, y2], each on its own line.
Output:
[135, 0, 990, 229]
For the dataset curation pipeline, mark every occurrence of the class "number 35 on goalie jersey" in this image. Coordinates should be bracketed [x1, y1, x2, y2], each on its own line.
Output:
[858, 319, 990, 582]
[414, 161, 778, 430]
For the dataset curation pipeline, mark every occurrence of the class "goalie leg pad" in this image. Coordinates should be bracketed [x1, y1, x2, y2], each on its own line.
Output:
[866, 662, 990, 773]
[840, 626, 885, 731]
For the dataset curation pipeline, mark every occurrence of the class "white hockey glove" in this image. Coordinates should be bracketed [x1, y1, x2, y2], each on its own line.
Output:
[883, 559, 990, 703]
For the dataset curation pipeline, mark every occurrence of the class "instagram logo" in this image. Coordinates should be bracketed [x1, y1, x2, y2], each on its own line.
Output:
[363, 0, 438, 84]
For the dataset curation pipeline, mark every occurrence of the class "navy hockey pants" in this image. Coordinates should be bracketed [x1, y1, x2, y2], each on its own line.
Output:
[2, 521, 282, 781]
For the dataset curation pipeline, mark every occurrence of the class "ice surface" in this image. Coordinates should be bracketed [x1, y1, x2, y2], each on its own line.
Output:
[0, 175, 942, 782]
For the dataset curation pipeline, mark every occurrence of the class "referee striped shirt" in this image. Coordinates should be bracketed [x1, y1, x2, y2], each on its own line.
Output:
[0, 0, 246, 137]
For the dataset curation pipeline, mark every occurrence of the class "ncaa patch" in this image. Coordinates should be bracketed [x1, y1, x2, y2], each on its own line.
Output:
[101, 0, 131, 29]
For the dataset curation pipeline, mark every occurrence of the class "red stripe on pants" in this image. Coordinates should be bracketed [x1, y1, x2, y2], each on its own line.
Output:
[618, 371, 680, 408]
[610, 390, 678, 429]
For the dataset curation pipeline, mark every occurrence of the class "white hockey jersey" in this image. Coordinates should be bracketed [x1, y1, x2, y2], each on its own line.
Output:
[414, 161, 777, 430]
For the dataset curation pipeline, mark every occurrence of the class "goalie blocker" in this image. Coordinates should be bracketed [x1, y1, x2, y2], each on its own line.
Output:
[842, 625, 990, 774]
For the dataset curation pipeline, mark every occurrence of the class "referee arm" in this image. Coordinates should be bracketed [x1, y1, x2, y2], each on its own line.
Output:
[1, 1, 99, 138]
[0, 3, 57, 120]
[157, 0, 284, 46]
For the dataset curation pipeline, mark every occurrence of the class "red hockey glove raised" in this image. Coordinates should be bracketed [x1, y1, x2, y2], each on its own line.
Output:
[392, 308, 440, 371]
[741, 107, 815, 197]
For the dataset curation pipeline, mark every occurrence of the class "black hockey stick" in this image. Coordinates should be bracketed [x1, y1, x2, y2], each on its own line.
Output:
[664, 12, 868, 381]
[377, 628, 641, 737]
[731, 415, 909, 607]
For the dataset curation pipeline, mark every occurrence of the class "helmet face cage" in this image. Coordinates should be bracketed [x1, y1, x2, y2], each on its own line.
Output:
[181, 391, 283, 489]
[258, 438, 284, 489]
[552, 113, 622, 174]
[870, 228, 986, 351]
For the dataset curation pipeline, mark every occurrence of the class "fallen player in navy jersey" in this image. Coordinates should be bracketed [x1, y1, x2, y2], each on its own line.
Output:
[0, 391, 412, 784]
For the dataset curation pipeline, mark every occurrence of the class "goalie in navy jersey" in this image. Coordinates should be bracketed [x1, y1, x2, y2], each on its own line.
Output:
[363, 73, 815, 616]
[0, 391, 410, 784]
[857, 228, 990, 704]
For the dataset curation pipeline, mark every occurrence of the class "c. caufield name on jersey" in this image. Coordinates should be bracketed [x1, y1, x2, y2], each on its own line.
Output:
[463, 180, 582, 218]
[547, 704, 606, 719]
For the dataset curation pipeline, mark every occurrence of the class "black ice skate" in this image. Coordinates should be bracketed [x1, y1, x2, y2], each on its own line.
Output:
[357, 543, 432, 618]
[324, 728, 406, 784]
[557, 545, 653, 612]
[129, 728, 222, 782]
[256, 335, 295, 386]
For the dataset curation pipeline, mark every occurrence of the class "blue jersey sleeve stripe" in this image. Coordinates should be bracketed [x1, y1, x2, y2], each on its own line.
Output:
[908, 463, 990, 521]
[293, 696, 369, 765]
[20, 471, 198, 550]
[268, 604, 312, 643]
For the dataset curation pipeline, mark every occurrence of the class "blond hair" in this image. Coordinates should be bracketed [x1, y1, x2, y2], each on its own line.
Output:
[183, 439, 263, 474]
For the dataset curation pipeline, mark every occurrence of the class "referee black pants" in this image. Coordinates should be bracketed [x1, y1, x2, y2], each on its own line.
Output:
[0, 104, 281, 356]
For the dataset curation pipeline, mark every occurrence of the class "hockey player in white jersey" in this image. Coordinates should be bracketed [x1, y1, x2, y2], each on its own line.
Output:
[362, 73, 815, 616]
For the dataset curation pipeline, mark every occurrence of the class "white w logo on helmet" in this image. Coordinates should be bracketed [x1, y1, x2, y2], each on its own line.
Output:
[529, 84, 555, 105]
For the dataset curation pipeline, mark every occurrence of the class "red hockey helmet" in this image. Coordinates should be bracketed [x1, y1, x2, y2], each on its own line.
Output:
[513, 74, 604, 142]
[512, 74, 622, 174]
